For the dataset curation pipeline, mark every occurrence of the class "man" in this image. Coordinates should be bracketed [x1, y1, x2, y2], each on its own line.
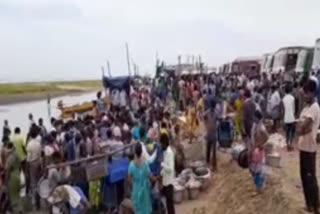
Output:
[26, 129, 42, 210]
[110, 126, 125, 159]
[267, 85, 281, 132]
[28, 113, 35, 129]
[247, 78, 255, 94]
[297, 79, 320, 214]
[242, 89, 256, 148]
[204, 89, 215, 111]
[11, 127, 27, 173]
[204, 99, 217, 171]
[38, 118, 47, 137]
[209, 80, 216, 99]
[48, 152, 70, 191]
[254, 87, 266, 115]
[50, 117, 57, 132]
[296, 81, 306, 117]
[2, 120, 11, 139]
[97, 91, 105, 114]
[282, 85, 296, 151]
[160, 133, 175, 214]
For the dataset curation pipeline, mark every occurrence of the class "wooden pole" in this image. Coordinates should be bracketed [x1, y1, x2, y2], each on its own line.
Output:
[156, 51, 159, 67]
[126, 42, 131, 77]
[134, 64, 137, 76]
[101, 66, 105, 77]
[107, 60, 112, 77]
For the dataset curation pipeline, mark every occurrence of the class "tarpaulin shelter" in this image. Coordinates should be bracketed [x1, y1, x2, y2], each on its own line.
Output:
[102, 76, 131, 94]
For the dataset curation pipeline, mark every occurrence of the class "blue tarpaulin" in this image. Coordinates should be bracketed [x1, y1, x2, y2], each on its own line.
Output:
[102, 76, 131, 94]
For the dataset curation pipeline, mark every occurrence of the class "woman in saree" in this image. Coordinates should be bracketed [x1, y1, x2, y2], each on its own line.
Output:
[234, 91, 244, 140]
[186, 102, 198, 143]
[128, 143, 154, 214]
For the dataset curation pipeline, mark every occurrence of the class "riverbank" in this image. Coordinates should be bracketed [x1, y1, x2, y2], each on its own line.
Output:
[0, 80, 101, 105]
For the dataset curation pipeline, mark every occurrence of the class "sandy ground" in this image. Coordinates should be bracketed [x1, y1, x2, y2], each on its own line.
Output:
[175, 137, 318, 214]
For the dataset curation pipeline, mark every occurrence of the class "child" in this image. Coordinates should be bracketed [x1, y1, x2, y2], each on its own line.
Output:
[250, 110, 269, 193]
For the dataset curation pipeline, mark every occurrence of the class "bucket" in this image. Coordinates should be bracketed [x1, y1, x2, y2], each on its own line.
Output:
[174, 189, 184, 204]
[183, 189, 188, 200]
[188, 187, 200, 200]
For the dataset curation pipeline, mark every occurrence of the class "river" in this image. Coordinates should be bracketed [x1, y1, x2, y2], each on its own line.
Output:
[0, 92, 97, 139]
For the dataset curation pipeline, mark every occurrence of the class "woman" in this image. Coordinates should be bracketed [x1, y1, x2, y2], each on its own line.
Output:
[234, 92, 244, 139]
[186, 104, 198, 143]
[128, 143, 153, 214]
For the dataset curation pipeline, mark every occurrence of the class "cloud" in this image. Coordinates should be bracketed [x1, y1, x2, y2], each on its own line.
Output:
[0, 0, 83, 21]
[0, 0, 319, 82]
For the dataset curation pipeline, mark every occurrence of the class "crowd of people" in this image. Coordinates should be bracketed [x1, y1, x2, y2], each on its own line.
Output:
[1, 70, 320, 214]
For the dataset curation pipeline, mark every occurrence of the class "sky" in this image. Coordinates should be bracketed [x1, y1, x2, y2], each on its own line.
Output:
[0, 0, 319, 82]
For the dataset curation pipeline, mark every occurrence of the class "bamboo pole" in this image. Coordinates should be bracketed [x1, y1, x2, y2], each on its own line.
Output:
[107, 60, 112, 77]
[101, 66, 105, 77]
[126, 42, 131, 77]
[47, 142, 138, 169]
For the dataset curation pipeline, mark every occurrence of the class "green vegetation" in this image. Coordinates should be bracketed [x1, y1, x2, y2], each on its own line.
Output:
[0, 80, 101, 95]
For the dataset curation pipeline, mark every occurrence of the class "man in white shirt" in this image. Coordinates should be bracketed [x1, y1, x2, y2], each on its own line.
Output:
[26, 130, 42, 209]
[268, 85, 281, 132]
[160, 133, 175, 214]
[247, 78, 255, 94]
[282, 85, 296, 151]
[297, 79, 320, 214]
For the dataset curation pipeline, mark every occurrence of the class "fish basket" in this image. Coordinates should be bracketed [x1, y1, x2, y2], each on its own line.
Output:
[183, 188, 188, 200]
[266, 154, 281, 168]
[194, 168, 212, 191]
[173, 188, 184, 204]
[265, 143, 274, 155]
[188, 187, 200, 200]
[85, 158, 108, 181]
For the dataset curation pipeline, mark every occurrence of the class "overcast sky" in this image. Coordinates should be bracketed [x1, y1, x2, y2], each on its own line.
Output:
[0, 0, 319, 82]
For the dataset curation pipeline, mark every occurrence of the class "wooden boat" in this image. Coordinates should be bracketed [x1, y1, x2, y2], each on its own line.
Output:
[58, 100, 94, 119]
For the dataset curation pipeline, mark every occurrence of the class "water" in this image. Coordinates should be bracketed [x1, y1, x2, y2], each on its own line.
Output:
[0, 92, 97, 139]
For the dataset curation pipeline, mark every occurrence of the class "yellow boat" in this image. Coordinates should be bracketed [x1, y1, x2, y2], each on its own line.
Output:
[57, 98, 109, 119]
[58, 100, 94, 119]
